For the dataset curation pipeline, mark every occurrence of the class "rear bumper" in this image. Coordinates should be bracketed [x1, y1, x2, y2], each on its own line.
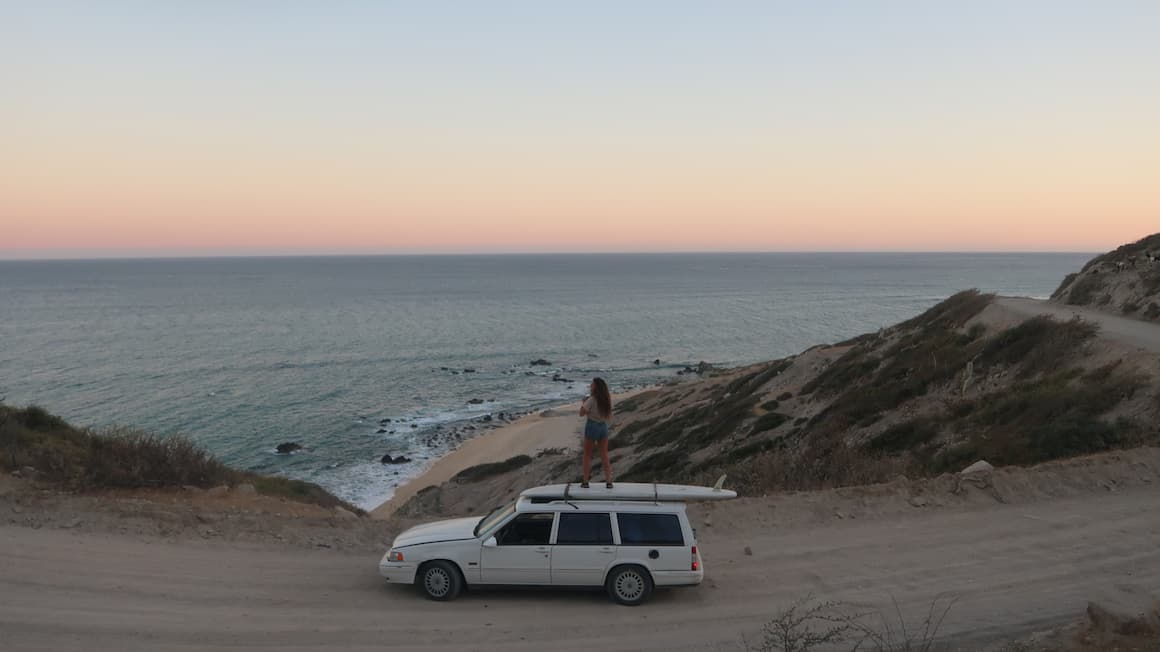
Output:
[378, 561, 417, 584]
[652, 569, 703, 587]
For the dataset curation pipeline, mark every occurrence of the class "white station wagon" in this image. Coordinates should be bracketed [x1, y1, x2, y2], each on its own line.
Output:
[379, 481, 735, 605]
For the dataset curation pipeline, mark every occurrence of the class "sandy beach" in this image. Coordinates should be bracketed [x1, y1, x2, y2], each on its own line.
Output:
[371, 388, 656, 518]
[371, 404, 584, 517]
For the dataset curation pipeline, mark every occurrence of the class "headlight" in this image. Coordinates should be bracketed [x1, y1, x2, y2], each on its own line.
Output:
[387, 550, 404, 562]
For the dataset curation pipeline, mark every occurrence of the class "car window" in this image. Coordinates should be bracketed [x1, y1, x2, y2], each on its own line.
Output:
[495, 513, 554, 545]
[616, 513, 685, 546]
[555, 512, 613, 545]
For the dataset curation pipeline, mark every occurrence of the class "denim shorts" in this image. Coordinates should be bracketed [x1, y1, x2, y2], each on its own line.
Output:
[583, 418, 609, 441]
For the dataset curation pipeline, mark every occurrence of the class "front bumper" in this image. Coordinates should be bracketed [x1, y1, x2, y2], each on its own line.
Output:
[378, 560, 418, 584]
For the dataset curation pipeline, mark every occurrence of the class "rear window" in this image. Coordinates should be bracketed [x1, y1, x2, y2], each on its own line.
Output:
[556, 513, 613, 545]
[616, 513, 685, 546]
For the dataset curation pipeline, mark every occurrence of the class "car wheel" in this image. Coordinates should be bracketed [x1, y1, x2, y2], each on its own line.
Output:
[417, 561, 462, 601]
[605, 565, 653, 606]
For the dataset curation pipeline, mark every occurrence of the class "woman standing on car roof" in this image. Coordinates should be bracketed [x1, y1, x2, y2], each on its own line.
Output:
[579, 377, 614, 488]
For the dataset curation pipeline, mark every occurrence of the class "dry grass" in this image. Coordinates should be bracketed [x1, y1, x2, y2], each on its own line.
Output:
[0, 403, 362, 513]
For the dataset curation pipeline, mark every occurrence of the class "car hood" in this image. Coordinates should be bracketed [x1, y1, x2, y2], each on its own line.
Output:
[392, 516, 483, 548]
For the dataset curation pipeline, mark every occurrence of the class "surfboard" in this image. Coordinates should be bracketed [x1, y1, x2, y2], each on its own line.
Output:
[520, 480, 736, 502]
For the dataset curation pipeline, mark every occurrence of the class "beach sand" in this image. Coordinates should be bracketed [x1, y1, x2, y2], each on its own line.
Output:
[370, 404, 585, 518]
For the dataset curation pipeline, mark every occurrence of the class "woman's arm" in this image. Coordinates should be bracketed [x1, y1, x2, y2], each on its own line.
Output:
[579, 396, 589, 416]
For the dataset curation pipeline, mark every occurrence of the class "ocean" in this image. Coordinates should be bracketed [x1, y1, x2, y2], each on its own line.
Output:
[0, 252, 1092, 508]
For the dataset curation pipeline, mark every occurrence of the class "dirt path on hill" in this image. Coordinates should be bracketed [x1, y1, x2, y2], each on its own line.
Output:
[3, 472, 1159, 651]
[994, 296, 1160, 352]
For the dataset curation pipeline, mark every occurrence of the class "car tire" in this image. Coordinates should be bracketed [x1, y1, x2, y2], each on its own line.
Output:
[605, 565, 653, 606]
[417, 561, 463, 601]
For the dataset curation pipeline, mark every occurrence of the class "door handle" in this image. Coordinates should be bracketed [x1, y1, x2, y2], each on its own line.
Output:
[598, 547, 615, 554]
[535, 546, 550, 553]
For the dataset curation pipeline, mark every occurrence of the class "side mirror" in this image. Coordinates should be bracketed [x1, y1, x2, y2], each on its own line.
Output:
[482, 536, 498, 548]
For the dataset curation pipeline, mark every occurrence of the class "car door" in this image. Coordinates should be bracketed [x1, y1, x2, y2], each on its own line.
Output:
[551, 512, 615, 586]
[614, 511, 687, 573]
[480, 512, 555, 584]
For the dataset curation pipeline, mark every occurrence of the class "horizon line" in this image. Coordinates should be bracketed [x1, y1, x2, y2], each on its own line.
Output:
[0, 249, 1100, 263]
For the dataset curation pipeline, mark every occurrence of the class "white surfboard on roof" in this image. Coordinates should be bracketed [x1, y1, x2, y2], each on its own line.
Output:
[520, 476, 736, 502]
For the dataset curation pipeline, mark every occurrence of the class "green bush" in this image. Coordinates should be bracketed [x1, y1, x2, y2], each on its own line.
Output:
[452, 454, 533, 483]
[751, 412, 790, 435]
[1064, 274, 1104, 305]
[978, 316, 1098, 378]
[866, 419, 938, 453]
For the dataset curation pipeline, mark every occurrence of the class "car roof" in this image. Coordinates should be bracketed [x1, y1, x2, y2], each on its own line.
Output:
[514, 496, 687, 513]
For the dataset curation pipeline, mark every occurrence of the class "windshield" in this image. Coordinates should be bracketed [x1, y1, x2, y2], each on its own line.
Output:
[473, 501, 516, 537]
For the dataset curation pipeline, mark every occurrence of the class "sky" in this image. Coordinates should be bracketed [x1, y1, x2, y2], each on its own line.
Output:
[1, 1, 1158, 259]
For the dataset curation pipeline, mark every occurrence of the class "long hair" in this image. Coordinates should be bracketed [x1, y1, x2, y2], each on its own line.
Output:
[591, 377, 612, 421]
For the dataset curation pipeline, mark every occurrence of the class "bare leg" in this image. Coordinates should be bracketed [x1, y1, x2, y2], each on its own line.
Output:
[582, 438, 593, 485]
[599, 438, 612, 486]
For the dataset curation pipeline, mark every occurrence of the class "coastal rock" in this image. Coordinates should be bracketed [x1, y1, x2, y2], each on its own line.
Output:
[381, 454, 412, 464]
[467, 398, 484, 404]
[551, 374, 572, 383]
[530, 358, 551, 366]
[961, 460, 994, 475]
[653, 358, 661, 365]
[463, 368, 476, 373]
[587, 353, 599, 358]
[333, 506, 359, 520]
[376, 428, 387, 434]
[275, 442, 302, 454]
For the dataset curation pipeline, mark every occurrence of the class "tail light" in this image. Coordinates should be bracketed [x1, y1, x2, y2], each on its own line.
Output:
[691, 546, 698, 571]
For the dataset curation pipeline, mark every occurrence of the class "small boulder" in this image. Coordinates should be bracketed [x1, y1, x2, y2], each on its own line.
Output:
[960, 460, 994, 475]
[530, 358, 551, 366]
[482, 415, 492, 422]
[463, 368, 476, 373]
[380, 454, 394, 464]
[467, 398, 485, 405]
[275, 442, 302, 454]
[376, 428, 387, 434]
[653, 358, 661, 365]
[909, 496, 928, 508]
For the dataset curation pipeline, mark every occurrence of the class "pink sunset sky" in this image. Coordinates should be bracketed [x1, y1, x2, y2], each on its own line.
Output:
[2, 2, 1157, 258]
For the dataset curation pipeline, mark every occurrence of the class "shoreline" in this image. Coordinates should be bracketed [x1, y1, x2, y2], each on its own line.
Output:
[369, 388, 653, 519]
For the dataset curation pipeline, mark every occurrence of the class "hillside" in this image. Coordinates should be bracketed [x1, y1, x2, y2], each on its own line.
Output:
[401, 258, 1160, 517]
[1051, 232, 1160, 321]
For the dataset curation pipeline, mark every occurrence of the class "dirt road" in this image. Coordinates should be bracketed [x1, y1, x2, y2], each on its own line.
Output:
[3, 479, 1158, 651]
[994, 296, 1160, 352]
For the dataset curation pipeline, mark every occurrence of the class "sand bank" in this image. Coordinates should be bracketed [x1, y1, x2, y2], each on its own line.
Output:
[370, 404, 585, 518]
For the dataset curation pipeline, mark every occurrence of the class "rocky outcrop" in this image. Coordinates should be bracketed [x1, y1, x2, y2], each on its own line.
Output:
[1050, 232, 1160, 321]
[275, 442, 302, 454]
